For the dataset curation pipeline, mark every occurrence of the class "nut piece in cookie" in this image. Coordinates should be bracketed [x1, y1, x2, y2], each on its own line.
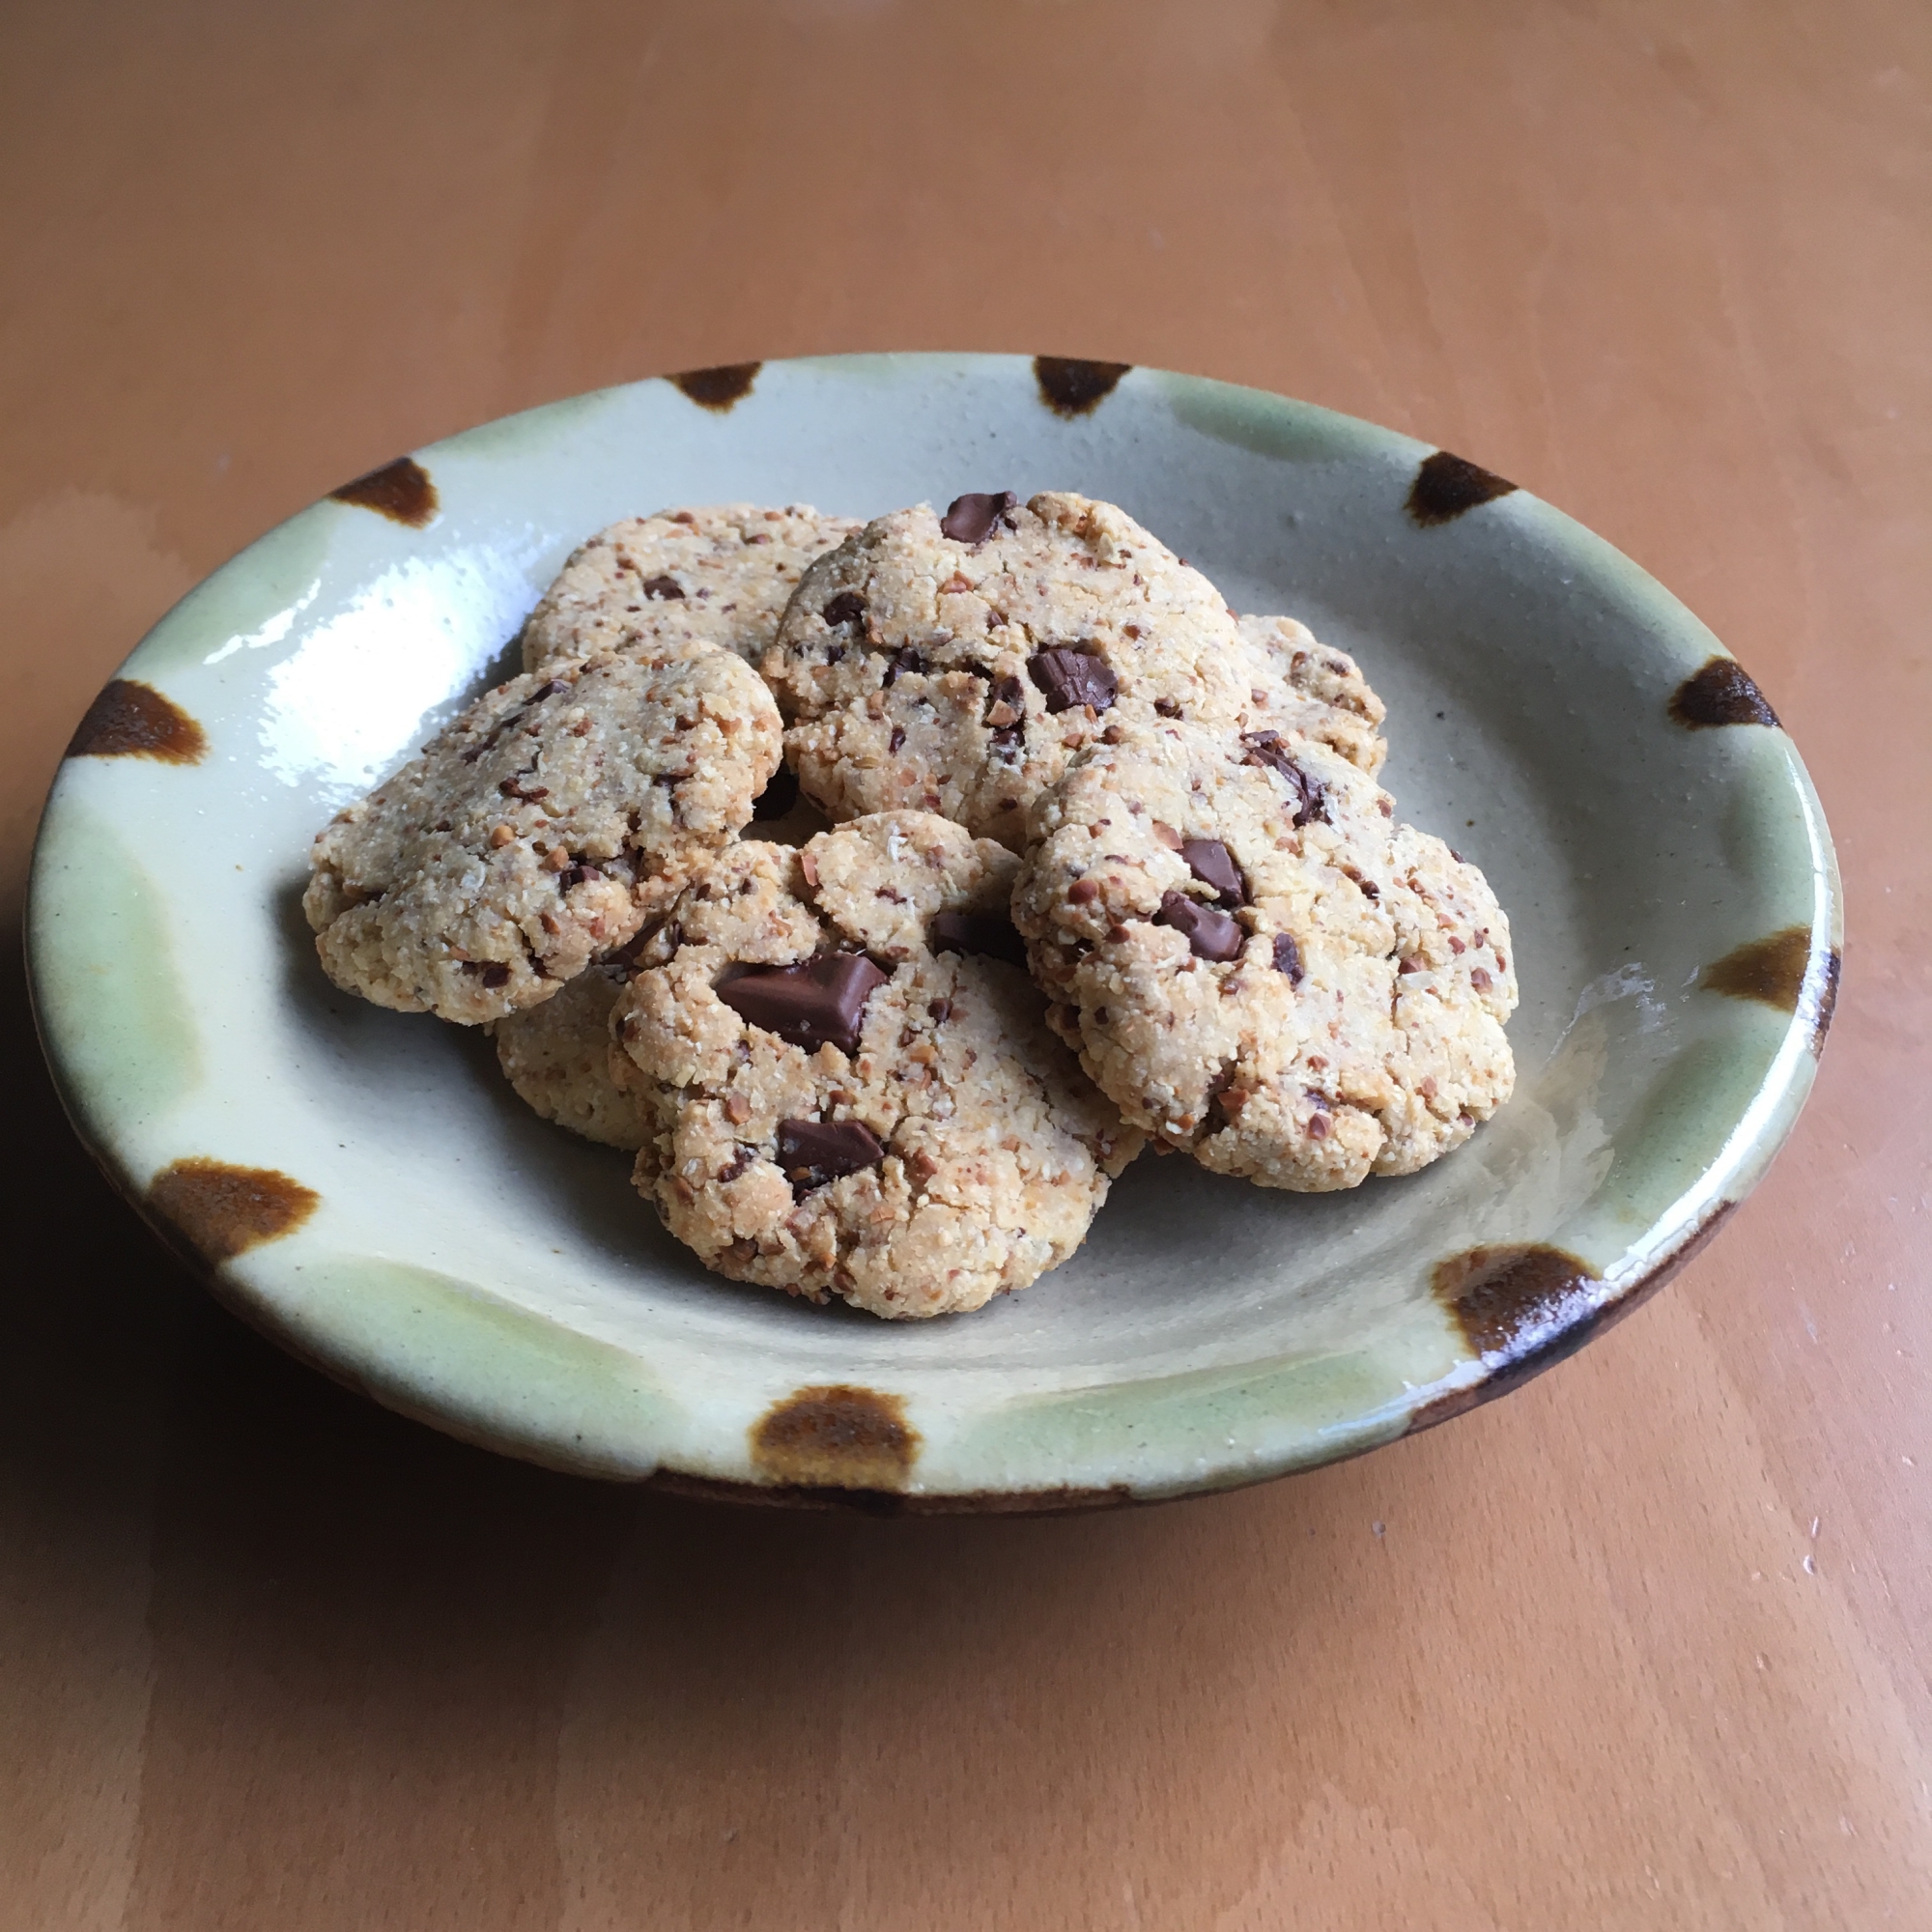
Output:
[1012, 722, 1517, 1190]
[613, 813, 1143, 1319]
[304, 650, 781, 1023]
[520, 504, 861, 673]
[762, 492, 1264, 850]
[1235, 614, 1388, 777]
[487, 958, 652, 1150]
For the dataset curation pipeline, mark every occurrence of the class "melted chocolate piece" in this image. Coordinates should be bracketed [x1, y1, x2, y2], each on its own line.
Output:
[1241, 731, 1326, 826]
[1156, 891, 1244, 962]
[778, 1119, 886, 1189]
[1029, 649, 1117, 715]
[639, 573, 684, 599]
[1180, 838, 1245, 906]
[939, 491, 1017, 543]
[1271, 932, 1304, 983]
[718, 952, 887, 1054]
[752, 766, 800, 820]
[930, 909, 1027, 968]
[822, 589, 867, 628]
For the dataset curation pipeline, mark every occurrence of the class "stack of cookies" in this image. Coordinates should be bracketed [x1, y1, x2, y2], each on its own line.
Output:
[304, 494, 1518, 1319]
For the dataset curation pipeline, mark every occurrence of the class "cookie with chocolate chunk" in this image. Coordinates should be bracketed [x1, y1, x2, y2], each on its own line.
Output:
[520, 504, 861, 673]
[487, 959, 651, 1150]
[1236, 614, 1388, 777]
[612, 812, 1141, 1318]
[304, 649, 781, 1023]
[762, 492, 1268, 851]
[1011, 721, 1517, 1190]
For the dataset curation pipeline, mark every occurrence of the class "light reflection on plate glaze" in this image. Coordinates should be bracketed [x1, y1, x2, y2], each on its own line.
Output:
[257, 548, 539, 804]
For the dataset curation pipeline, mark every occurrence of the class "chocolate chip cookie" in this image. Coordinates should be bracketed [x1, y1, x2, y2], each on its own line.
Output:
[1011, 721, 1517, 1190]
[520, 504, 861, 673]
[1236, 614, 1388, 776]
[762, 492, 1270, 850]
[488, 959, 651, 1150]
[613, 812, 1142, 1318]
[305, 648, 781, 1023]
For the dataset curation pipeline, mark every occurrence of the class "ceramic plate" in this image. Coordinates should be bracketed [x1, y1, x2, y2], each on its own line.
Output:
[28, 354, 1840, 1509]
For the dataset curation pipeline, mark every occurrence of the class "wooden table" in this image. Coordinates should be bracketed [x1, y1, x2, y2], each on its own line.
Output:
[4, 3, 1926, 1924]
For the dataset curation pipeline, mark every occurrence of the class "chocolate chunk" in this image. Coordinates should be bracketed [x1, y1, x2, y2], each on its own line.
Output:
[480, 961, 512, 988]
[718, 952, 888, 1054]
[930, 909, 1028, 968]
[882, 644, 925, 686]
[751, 766, 800, 820]
[888, 725, 906, 753]
[1271, 933, 1304, 983]
[777, 1119, 886, 1189]
[1241, 731, 1326, 826]
[1029, 649, 1117, 715]
[1156, 891, 1244, 962]
[1180, 838, 1245, 906]
[639, 574, 684, 600]
[822, 589, 867, 628]
[939, 491, 1017, 543]
[609, 917, 667, 968]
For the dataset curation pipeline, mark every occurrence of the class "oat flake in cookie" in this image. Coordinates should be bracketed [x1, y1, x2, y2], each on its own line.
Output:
[1012, 722, 1517, 1190]
[613, 813, 1142, 1318]
[763, 492, 1273, 851]
[487, 961, 651, 1150]
[304, 650, 781, 1024]
[520, 505, 861, 673]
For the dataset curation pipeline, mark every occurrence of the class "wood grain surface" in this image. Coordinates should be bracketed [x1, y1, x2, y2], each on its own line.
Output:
[3, 3, 1927, 1925]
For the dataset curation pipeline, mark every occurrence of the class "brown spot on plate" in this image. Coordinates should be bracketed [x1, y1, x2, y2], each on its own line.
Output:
[328, 456, 438, 527]
[1811, 949, 1842, 1047]
[1668, 656, 1780, 728]
[750, 1384, 918, 1491]
[1033, 356, 1132, 418]
[147, 1157, 320, 1263]
[1701, 926, 1838, 1046]
[65, 680, 207, 763]
[1406, 449, 1518, 526]
[1410, 1203, 1738, 1433]
[670, 361, 761, 412]
[1434, 1243, 1603, 1362]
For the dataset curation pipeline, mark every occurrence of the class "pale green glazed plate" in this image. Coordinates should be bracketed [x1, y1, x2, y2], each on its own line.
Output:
[28, 354, 1840, 1509]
